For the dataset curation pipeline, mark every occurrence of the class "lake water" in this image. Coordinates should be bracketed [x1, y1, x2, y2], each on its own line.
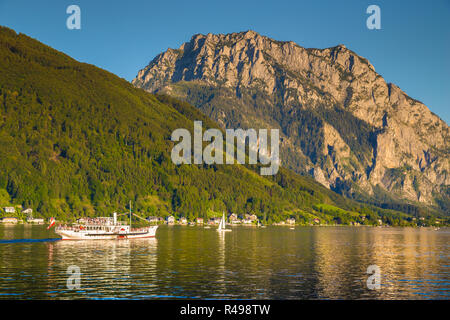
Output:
[0, 225, 448, 299]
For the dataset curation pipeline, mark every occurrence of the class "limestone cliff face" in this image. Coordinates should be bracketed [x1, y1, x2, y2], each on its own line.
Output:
[133, 31, 449, 211]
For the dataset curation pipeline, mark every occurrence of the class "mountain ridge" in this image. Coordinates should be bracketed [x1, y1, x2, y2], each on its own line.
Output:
[133, 30, 450, 214]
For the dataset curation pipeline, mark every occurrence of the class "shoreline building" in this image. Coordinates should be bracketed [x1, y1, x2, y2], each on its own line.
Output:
[1, 217, 18, 224]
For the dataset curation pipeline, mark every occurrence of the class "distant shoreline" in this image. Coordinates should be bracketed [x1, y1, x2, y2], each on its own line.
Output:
[0, 222, 446, 229]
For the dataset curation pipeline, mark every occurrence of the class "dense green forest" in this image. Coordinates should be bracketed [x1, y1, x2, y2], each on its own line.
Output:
[0, 26, 445, 226]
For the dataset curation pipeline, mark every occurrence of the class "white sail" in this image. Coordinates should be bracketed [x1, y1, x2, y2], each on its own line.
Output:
[217, 212, 231, 232]
[218, 214, 224, 230]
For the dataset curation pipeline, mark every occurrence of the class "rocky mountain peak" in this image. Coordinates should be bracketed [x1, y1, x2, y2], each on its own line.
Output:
[133, 31, 449, 213]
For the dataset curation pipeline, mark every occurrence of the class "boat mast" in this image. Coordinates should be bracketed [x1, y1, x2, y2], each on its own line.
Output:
[129, 200, 132, 229]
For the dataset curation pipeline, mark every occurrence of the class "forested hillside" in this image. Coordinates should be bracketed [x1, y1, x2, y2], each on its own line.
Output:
[0, 26, 440, 226]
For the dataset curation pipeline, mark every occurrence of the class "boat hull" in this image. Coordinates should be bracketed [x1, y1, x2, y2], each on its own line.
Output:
[56, 226, 158, 240]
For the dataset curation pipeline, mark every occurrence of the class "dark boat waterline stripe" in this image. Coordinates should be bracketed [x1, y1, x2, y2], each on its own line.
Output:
[0, 238, 61, 244]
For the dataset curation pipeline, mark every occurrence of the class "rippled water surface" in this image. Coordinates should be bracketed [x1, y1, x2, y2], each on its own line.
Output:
[0, 225, 448, 299]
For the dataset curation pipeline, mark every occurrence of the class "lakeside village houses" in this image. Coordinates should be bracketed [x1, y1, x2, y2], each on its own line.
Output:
[0, 217, 18, 224]
[3, 210, 437, 227]
[166, 215, 175, 224]
[146, 216, 164, 224]
[0, 207, 44, 224]
[0, 205, 439, 227]
[179, 217, 188, 225]
[227, 213, 258, 225]
[3, 207, 15, 214]
[158, 213, 297, 226]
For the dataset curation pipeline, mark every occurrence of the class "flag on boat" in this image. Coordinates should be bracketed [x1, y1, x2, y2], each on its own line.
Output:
[47, 217, 56, 229]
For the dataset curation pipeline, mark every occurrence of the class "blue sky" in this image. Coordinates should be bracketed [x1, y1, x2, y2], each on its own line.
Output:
[0, 0, 448, 123]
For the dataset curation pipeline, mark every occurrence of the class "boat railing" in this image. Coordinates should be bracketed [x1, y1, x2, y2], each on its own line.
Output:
[56, 222, 129, 231]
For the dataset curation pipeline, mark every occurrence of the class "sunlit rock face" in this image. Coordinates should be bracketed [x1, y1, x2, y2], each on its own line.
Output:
[133, 31, 449, 211]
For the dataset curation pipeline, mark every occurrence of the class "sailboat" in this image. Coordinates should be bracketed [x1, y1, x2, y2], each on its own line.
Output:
[217, 212, 232, 232]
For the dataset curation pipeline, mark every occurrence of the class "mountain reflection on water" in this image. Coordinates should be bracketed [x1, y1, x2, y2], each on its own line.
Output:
[0, 225, 448, 299]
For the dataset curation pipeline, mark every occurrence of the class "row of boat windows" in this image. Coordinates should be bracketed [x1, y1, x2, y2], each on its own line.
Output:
[82, 226, 126, 231]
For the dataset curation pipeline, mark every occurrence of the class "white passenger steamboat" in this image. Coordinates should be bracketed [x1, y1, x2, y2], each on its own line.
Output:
[55, 210, 158, 240]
